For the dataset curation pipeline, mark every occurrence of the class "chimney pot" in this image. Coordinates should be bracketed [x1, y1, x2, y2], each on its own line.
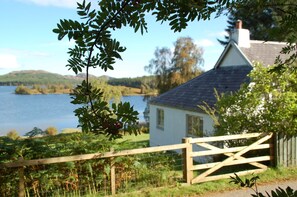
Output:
[235, 20, 242, 29]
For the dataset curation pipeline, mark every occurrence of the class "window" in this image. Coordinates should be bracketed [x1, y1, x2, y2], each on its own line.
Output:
[186, 115, 203, 137]
[157, 108, 164, 129]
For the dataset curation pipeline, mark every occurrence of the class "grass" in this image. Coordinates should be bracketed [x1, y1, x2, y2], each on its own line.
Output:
[8, 132, 296, 197]
[83, 133, 297, 196]
[109, 166, 297, 197]
[116, 133, 150, 149]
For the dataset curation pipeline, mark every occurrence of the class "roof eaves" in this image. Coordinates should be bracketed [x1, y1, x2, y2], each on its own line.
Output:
[149, 102, 206, 114]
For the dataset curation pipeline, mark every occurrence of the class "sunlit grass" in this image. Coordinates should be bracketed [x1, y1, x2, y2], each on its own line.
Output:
[110, 166, 297, 197]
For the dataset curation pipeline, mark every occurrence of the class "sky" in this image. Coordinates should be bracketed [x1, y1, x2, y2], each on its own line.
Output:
[0, 0, 228, 78]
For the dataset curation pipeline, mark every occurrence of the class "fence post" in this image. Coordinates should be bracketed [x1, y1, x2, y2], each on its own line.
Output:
[110, 149, 116, 195]
[18, 157, 25, 197]
[270, 133, 276, 167]
[182, 137, 193, 184]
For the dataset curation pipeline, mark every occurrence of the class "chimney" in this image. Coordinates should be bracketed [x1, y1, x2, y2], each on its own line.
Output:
[235, 20, 242, 29]
[230, 20, 250, 48]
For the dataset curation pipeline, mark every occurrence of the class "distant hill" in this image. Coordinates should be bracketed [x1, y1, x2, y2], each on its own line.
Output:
[0, 70, 154, 89]
[0, 70, 82, 86]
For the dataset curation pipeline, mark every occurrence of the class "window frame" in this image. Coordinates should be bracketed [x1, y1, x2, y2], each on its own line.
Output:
[186, 114, 203, 137]
[156, 108, 164, 130]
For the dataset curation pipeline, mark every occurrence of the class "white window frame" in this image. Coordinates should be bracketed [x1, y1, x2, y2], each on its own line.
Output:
[156, 108, 164, 130]
[186, 114, 203, 137]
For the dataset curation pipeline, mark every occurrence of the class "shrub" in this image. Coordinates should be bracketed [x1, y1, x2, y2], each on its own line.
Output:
[6, 130, 19, 140]
[15, 85, 32, 94]
[45, 127, 58, 136]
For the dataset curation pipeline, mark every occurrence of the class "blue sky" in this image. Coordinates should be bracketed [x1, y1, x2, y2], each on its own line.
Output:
[0, 0, 228, 78]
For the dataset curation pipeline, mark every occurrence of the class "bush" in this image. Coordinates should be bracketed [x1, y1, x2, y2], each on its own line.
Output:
[6, 130, 19, 140]
[45, 126, 58, 136]
[15, 85, 32, 94]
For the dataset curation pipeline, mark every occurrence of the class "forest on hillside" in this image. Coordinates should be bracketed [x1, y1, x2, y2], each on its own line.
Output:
[0, 70, 157, 95]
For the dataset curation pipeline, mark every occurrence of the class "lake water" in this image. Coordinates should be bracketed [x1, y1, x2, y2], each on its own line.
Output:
[0, 86, 148, 136]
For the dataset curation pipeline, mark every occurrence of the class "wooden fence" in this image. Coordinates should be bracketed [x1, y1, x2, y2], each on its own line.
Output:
[0, 132, 274, 196]
[275, 133, 297, 167]
[183, 132, 273, 184]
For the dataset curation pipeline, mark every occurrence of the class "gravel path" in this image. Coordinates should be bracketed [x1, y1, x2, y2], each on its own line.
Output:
[199, 179, 297, 197]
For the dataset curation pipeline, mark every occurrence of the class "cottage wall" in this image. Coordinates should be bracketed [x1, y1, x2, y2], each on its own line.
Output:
[149, 104, 214, 145]
[149, 104, 215, 163]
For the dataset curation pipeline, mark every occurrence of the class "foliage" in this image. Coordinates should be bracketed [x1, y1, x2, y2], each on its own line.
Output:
[70, 81, 139, 139]
[145, 37, 204, 94]
[52, 0, 236, 137]
[108, 76, 157, 95]
[0, 132, 115, 196]
[6, 130, 20, 140]
[0, 70, 81, 86]
[0, 133, 181, 196]
[15, 85, 31, 95]
[90, 78, 122, 103]
[15, 84, 73, 94]
[24, 127, 46, 138]
[218, 0, 284, 45]
[108, 76, 154, 88]
[45, 127, 58, 136]
[227, 1, 297, 70]
[230, 173, 297, 197]
[200, 63, 297, 137]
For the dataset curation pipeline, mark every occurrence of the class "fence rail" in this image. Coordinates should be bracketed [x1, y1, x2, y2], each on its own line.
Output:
[0, 132, 274, 196]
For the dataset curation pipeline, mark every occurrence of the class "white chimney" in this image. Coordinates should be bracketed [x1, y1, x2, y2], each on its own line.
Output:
[230, 20, 250, 48]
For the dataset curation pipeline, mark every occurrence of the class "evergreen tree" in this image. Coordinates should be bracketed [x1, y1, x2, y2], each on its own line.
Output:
[218, 1, 288, 45]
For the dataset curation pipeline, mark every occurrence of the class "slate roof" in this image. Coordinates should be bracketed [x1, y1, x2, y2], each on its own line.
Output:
[240, 40, 288, 65]
[150, 65, 252, 113]
[150, 40, 288, 113]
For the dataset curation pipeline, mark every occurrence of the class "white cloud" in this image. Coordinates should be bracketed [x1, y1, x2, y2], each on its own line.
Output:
[195, 39, 215, 47]
[17, 0, 83, 8]
[0, 54, 21, 69]
[217, 31, 229, 37]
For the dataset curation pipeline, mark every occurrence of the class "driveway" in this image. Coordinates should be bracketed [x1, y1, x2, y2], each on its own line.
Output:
[199, 179, 297, 197]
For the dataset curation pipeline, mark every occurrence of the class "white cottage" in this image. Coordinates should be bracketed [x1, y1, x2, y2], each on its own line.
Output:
[149, 20, 288, 148]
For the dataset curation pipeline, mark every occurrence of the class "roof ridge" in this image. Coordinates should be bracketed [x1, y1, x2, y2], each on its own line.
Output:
[250, 40, 287, 45]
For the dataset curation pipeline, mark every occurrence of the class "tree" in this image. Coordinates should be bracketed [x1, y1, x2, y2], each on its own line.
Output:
[25, 127, 46, 137]
[200, 63, 297, 138]
[90, 78, 122, 103]
[170, 37, 204, 87]
[217, 0, 297, 69]
[53, 0, 296, 138]
[145, 47, 172, 93]
[145, 37, 204, 94]
[217, 4, 279, 45]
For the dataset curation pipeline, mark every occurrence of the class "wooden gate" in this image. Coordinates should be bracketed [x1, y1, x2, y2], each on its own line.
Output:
[183, 132, 273, 184]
